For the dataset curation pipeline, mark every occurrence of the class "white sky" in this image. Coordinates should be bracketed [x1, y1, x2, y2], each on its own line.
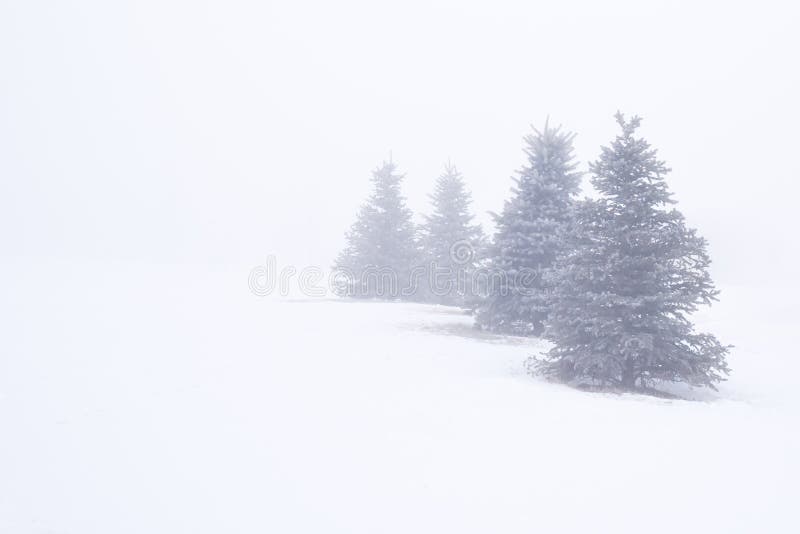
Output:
[2, 0, 798, 288]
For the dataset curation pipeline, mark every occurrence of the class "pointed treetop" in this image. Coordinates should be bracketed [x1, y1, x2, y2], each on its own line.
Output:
[373, 158, 401, 179]
[592, 112, 672, 205]
[614, 111, 642, 137]
[443, 159, 460, 177]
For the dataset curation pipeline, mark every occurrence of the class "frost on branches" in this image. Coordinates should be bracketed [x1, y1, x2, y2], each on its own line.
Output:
[534, 113, 730, 391]
[334, 160, 419, 299]
[475, 122, 581, 335]
[420, 163, 485, 306]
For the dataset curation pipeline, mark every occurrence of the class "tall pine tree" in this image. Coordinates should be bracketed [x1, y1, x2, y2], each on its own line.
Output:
[421, 163, 484, 306]
[334, 160, 419, 299]
[475, 122, 581, 335]
[535, 113, 730, 391]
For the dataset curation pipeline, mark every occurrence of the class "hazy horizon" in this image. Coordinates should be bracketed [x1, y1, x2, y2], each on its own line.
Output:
[3, 1, 798, 291]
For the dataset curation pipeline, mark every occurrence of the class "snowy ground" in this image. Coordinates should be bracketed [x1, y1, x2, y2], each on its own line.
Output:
[2, 261, 799, 533]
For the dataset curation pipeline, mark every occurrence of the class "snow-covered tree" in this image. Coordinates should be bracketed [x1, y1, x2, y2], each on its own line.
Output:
[420, 163, 485, 305]
[534, 113, 730, 391]
[334, 160, 419, 299]
[475, 121, 581, 335]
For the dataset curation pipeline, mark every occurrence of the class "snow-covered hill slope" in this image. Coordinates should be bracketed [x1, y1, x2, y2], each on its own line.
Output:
[2, 262, 798, 533]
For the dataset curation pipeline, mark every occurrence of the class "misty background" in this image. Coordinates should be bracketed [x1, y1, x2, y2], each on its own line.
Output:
[3, 4, 800, 532]
[2, 0, 798, 291]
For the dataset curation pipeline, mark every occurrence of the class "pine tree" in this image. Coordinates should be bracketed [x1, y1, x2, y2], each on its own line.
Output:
[420, 163, 485, 306]
[475, 121, 581, 335]
[334, 160, 419, 299]
[534, 113, 730, 391]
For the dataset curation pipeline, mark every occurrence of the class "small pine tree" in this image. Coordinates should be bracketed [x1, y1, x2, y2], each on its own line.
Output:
[334, 160, 419, 299]
[535, 113, 730, 391]
[475, 121, 581, 335]
[420, 163, 485, 306]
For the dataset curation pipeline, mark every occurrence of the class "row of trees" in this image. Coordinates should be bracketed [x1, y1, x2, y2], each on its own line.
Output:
[334, 160, 485, 305]
[335, 114, 730, 391]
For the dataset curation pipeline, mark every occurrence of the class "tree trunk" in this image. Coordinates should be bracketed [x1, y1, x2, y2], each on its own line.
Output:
[620, 365, 637, 389]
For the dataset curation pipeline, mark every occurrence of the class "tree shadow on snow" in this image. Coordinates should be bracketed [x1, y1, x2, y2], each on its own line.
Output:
[567, 381, 727, 402]
[411, 320, 547, 347]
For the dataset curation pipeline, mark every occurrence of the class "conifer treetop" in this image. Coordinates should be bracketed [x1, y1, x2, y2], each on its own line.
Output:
[535, 113, 730, 391]
[476, 120, 581, 336]
[591, 112, 673, 208]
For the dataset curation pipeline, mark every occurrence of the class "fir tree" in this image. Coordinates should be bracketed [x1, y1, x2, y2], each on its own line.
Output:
[534, 113, 730, 391]
[334, 160, 419, 299]
[420, 163, 485, 306]
[475, 121, 581, 335]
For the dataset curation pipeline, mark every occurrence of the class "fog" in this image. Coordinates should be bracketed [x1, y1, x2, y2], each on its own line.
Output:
[5, 4, 800, 532]
[2, 0, 798, 287]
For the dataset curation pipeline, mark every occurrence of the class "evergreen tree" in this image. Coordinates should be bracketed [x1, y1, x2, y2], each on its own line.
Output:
[334, 160, 419, 299]
[421, 163, 485, 305]
[475, 121, 581, 335]
[534, 113, 730, 391]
